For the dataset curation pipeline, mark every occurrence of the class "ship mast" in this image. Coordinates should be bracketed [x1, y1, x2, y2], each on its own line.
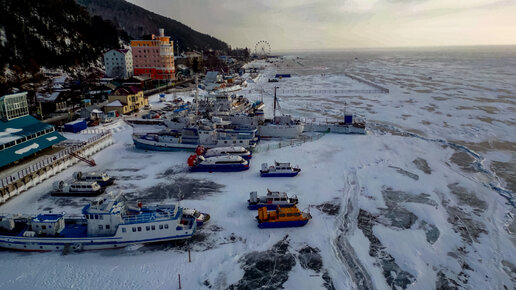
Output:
[195, 75, 199, 118]
[273, 86, 278, 120]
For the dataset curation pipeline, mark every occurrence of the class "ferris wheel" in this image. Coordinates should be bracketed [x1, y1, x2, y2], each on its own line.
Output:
[255, 40, 271, 58]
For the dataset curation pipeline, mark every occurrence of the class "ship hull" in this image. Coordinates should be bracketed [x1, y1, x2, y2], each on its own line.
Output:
[247, 203, 296, 210]
[304, 123, 366, 134]
[260, 172, 299, 177]
[190, 164, 249, 172]
[258, 124, 304, 139]
[257, 220, 309, 228]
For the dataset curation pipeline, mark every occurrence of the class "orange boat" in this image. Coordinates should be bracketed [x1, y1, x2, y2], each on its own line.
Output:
[256, 205, 311, 228]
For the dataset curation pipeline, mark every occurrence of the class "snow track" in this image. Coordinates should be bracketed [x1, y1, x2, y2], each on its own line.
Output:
[330, 169, 374, 290]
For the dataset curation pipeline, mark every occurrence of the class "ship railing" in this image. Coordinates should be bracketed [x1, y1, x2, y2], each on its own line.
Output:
[122, 211, 175, 224]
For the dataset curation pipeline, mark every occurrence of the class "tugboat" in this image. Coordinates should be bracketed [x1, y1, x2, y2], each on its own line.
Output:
[182, 208, 210, 227]
[188, 154, 250, 172]
[73, 171, 114, 187]
[0, 194, 197, 251]
[256, 205, 311, 228]
[247, 190, 299, 210]
[196, 145, 252, 160]
[51, 181, 105, 197]
[260, 161, 301, 177]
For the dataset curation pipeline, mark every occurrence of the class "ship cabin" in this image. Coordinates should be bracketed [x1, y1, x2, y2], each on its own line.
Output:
[31, 214, 65, 236]
[74, 171, 113, 186]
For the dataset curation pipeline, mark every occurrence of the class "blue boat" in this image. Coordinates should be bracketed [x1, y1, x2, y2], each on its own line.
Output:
[260, 161, 301, 177]
[247, 190, 298, 210]
[188, 154, 250, 172]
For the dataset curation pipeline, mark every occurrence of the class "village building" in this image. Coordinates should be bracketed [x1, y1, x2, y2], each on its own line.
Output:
[0, 92, 65, 168]
[131, 29, 175, 81]
[103, 49, 133, 79]
[104, 86, 148, 115]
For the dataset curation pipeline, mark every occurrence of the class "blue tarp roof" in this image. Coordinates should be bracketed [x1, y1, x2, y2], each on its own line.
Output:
[0, 115, 66, 168]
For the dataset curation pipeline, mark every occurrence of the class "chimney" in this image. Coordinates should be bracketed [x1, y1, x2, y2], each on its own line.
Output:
[159, 28, 165, 37]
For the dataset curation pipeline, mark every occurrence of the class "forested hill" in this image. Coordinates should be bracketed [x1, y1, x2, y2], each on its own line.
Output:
[77, 0, 230, 52]
[0, 0, 127, 92]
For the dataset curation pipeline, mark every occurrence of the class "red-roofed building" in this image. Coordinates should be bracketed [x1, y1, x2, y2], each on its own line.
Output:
[104, 49, 133, 79]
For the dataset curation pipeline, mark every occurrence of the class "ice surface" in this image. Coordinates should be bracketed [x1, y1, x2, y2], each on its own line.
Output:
[0, 50, 515, 289]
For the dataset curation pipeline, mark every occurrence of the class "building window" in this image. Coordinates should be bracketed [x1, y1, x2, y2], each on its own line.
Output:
[146, 226, 150, 231]
[122, 228, 126, 233]
[151, 225, 155, 230]
[159, 224, 163, 230]
[137, 227, 142, 231]
[164, 224, 169, 229]
[132, 227, 136, 232]
[106, 225, 110, 230]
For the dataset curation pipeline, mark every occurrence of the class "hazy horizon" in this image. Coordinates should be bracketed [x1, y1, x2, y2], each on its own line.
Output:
[126, 0, 516, 51]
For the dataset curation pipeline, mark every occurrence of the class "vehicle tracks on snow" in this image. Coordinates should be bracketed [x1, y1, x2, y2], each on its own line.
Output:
[331, 169, 375, 290]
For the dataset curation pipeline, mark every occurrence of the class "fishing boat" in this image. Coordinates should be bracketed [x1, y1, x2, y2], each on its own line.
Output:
[132, 127, 256, 151]
[182, 208, 210, 226]
[187, 154, 250, 172]
[260, 161, 301, 177]
[0, 194, 196, 251]
[196, 145, 252, 160]
[51, 181, 105, 197]
[247, 190, 298, 210]
[256, 205, 311, 228]
[73, 171, 114, 187]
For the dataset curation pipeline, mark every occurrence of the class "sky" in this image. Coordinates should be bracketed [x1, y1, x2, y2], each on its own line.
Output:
[126, 0, 516, 51]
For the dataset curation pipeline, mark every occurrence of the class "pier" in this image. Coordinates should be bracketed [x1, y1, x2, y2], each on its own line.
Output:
[0, 132, 114, 204]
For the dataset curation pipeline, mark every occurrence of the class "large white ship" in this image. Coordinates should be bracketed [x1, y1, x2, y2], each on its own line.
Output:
[0, 194, 196, 252]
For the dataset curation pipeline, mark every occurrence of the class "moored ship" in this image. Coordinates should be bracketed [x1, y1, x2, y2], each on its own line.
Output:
[0, 194, 196, 251]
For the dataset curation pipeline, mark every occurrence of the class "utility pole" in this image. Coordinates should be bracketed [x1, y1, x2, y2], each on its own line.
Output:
[195, 75, 199, 117]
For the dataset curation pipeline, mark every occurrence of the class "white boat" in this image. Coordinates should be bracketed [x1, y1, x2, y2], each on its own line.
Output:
[133, 127, 256, 151]
[188, 154, 250, 172]
[260, 161, 301, 177]
[51, 180, 105, 197]
[0, 194, 197, 251]
[247, 190, 299, 210]
[196, 145, 252, 160]
[304, 114, 366, 134]
[73, 171, 114, 187]
[182, 208, 210, 226]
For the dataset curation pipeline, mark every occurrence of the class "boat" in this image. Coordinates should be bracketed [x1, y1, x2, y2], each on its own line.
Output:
[182, 208, 210, 227]
[0, 194, 197, 251]
[196, 145, 252, 160]
[132, 127, 256, 151]
[187, 154, 250, 172]
[247, 190, 298, 210]
[256, 205, 311, 228]
[73, 171, 114, 187]
[258, 87, 303, 139]
[303, 114, 366, 134]
[51, 180, 105, 197]
[260, 161, 301, 177]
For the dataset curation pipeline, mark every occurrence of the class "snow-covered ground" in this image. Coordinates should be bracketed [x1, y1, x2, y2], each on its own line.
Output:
[0, 49, 515, 290]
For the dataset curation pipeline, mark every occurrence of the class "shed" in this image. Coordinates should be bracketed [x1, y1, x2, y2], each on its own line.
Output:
[64, 119, 87, 133]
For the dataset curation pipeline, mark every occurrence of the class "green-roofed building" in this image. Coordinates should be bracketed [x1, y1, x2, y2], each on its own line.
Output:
[0, 92, 66, 168]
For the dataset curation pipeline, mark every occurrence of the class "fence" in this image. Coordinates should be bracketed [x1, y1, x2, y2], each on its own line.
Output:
[344, 73, 389, 94]
[254, 133, 325, 153]
[0, 132, 113, 196]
